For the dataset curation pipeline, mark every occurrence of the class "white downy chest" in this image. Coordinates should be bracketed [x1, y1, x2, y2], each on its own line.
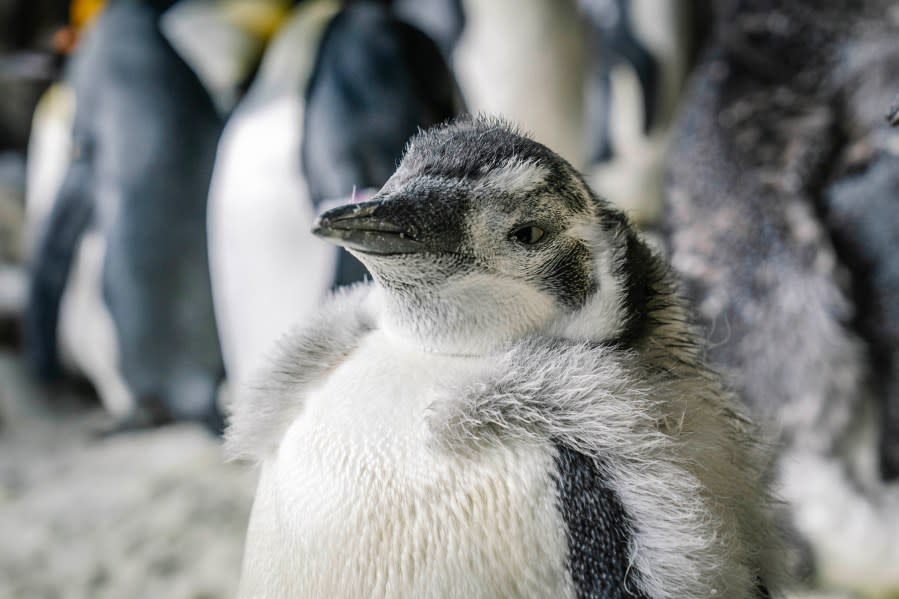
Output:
[239, 331, 575, 599]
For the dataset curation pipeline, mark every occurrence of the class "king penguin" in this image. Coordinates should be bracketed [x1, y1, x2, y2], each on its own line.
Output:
[227, 117, 779, 598]
[25, 0, 226, 431]
[206, 0, 460, 387]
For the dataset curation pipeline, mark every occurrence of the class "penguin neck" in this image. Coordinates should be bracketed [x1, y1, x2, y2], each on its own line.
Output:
[370, 279, 560, 357]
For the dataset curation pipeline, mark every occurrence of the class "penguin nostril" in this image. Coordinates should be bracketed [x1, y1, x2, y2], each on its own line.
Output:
[403, 223, 420, 241]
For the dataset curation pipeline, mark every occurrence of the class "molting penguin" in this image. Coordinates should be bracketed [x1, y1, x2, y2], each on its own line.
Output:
[206, 0, 460, 387]
[25, 0, 226, 431]
[227, 117, 780, 598]
[661, 0, 899, 593]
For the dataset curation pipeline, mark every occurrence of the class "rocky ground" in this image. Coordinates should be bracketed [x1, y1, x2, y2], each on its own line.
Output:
[0, 350, 256, 599]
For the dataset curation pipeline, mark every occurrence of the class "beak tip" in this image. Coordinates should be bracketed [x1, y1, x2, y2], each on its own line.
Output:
[311, 222, 333, 241]
[311, 198, 423, 254]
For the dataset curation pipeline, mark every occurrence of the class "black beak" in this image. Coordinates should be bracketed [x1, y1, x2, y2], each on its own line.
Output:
[312, 199, 424, 255]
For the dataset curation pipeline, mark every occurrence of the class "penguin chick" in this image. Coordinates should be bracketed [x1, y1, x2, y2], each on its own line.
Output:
[227, 117, 779, 599]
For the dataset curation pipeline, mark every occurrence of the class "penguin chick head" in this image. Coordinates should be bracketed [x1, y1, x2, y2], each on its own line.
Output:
[314, 116, 645, 353]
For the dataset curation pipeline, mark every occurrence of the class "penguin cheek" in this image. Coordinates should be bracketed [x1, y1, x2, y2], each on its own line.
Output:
[356, 253, 469, 295]
[532, 243, 595, 311]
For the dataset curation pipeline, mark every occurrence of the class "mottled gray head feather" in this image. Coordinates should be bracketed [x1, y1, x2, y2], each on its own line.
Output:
[423, 243, 783, 597]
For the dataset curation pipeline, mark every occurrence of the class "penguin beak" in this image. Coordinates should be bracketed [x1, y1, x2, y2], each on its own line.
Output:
[313, 199, 424, 255]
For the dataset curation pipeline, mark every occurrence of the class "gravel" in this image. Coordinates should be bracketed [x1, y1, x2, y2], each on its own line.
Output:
[0, 351, 256, 599]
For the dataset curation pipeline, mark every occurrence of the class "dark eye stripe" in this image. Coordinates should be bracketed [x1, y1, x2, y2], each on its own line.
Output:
[534, 240, 595, 309]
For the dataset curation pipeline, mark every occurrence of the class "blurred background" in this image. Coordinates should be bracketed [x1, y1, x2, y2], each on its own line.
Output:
[0, 0, 897, 597]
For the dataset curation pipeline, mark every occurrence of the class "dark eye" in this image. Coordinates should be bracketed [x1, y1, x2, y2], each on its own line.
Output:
[510, 225, 546, 245]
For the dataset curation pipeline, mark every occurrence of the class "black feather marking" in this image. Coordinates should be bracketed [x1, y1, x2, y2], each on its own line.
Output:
[534, 239, 595, 311]
[554, 444, 650, 599]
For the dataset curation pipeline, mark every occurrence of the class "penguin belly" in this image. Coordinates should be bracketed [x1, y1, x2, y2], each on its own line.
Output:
[24, 83, 75, 259]
[207, 95, 337, 386]
[207, 0, 341, 386]
[240, 330, 574, 599]
[57, 232, 134, 417]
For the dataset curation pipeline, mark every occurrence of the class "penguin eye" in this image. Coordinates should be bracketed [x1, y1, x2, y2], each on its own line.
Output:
[510, 225, 546, 245]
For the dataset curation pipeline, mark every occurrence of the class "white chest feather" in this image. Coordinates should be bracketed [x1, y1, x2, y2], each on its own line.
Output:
[239, 331, 574, 599]
[57, 233, 133, 416]
[25, 83, 75, 259]
[206, 1, 341, 385]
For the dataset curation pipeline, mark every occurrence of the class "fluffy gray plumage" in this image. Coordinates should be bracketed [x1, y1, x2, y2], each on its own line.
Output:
[227, 283, 376, 462]
[662, 1, 899, 591]
[227, 116, 780, 598]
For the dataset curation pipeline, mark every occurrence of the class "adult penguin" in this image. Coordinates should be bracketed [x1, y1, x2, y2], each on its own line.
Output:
[25, 0, 226, 432]
[25, 0, 287, 257]
[206, 0, 461, 387]
[580, 0, 697, 225]
[24, 0, 112, 261]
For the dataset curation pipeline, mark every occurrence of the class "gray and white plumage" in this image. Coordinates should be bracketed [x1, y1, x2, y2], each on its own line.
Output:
[228, 117, 779, 598]
[661, 0, 899, 592]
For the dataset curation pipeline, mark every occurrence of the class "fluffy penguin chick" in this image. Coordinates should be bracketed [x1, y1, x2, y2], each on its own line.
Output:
[227, 117, 779, 599]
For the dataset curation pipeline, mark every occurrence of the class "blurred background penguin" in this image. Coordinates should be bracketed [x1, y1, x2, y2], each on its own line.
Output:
[207, 0, 461, 387]
[12, 0, 694, 424]
[24, 0, 228, 432]
[662, 0, 899, 596]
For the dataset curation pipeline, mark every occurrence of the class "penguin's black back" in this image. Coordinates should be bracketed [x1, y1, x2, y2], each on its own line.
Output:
[98, 0, 225, 421]
[301, 0, 460, 286]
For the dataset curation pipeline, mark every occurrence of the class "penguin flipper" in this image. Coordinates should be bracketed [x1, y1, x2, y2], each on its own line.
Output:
[23, 157, 94, 380]
[224, 283, 375, 462]
[553, 444, 651, 598]
[428, 337, 778, 599]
